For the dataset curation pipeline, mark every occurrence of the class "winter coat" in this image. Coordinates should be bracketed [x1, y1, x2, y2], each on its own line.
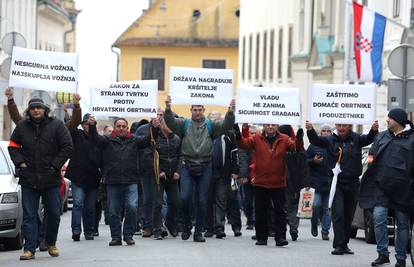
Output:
[359, 129, 414, 212]
[164, 108, 235, 164]
[8, 116, 73, 189]
[306, 144, 333, 193]
[212, 132, 239, 178]
[156, 130, 181, 178]
[307, 128, 377, 184]
[135, 123, 153, 174]
[237, 127, 295, 189]
[89, 124, 151, 185]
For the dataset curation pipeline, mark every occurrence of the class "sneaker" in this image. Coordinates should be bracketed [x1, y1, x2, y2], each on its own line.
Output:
[85, 235, 94, 240]
[322, 233, 330, 241]
[20, 250, 35, 260]
[215, 230, 226, 239]
[255, 240, 267, 246]
[193, 232, 206, 242]
[108, 239, 122, 246]
[93, 231, 99, 237]
[204, 231, 214, 238]
[165, 223, 178, 237]
[154, 232, 163, 240]
[331, 247, 345, 255]
[134, 229, 142, 236]
[311, 223, 318, 237]
[47, 245, 59, 257]
[181, 230, 192, 240]
[246, 222, 254, 230]
[251, 235, 257, 240]
[371, 254, 390, 266]
[344, 245, 354, 255]
[142, 229, 152, 238]
[275, 238, 288, 247]
[38, 239, 47, 251]
[72, 233, 80, 241]
[124, 238, 135, 245]
[395, 260, 405, 267]
[290, 232, 298, 241]
[234, 229, 242, 237]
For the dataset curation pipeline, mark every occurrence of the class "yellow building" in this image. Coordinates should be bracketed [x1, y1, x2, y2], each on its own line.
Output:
[113, 0, 240, 117]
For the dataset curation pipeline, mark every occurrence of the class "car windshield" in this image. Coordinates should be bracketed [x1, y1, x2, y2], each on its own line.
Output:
[0, 149, 11, 174]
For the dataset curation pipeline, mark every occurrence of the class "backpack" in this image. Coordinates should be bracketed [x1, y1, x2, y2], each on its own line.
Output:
[182, 119, 213, 137]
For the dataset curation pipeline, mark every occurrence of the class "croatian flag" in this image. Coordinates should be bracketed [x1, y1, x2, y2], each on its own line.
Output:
[353, 2, 386, 84]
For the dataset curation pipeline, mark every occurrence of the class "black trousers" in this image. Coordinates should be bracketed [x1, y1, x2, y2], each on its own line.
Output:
[206, 172, 230, 232]
[241, 181, 255, 224]
[226, 184, 242, 231]
[152, 178, 179, 234]
[331, 181, 359, 248]
[254, 186, 287, 241]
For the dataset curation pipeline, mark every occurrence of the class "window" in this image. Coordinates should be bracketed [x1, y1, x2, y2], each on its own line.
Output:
[255, 33, 260, 80]
[288, 26, 293, 79]
[393, 0, 400, 18]
[141, 58, 165, 91]
[242, 36, 246, 80]
[270, 30, 275, 80]
[278, 28, 283, 79]
[0, 150, 10, 175]
[263, 31, 267, 80]
[248, 34, 253, 80]
[202, 60, 226, 69]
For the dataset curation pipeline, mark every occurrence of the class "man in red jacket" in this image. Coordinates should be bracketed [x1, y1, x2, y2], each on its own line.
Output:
[236, 123, 295, 247]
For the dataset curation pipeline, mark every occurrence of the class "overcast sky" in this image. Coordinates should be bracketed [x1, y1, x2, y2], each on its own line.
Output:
[76, 0, 148, 110]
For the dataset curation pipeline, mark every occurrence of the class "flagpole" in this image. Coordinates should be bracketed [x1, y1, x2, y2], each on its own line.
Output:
[344, 0, 408, 29]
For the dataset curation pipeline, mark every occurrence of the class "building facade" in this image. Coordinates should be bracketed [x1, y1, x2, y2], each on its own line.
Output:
[238, 0, 413, 131]
[114, 0, 240, 116]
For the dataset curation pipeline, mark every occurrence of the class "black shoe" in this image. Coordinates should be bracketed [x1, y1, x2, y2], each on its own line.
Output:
[109, 239, 122, 246]
[84, 235, 94, 240]
[251, 235, 257, 240]
[165, 223, 178, 237]
[311, 223, 318, 237]
[93, 231, 99, 237]
[39, 240, 47, 251]
[322, 233, 330, 240]
[193, 233, 206, 242]
[161, 227, 168, 238]
[395, 260, 405, 267]
[215, 230, 226, 239]
[234, 229, 242, 237]
[331, 247, 345, 255]
[255, 240, 267, 246]
[371, 254, 390, 266]
[275, 238, 288, 247]
[246, 222, 254, 230]
[181, 230, 191, 241]
[344, 246, 354, 255]
[153, 232, 163, 240]
[72, 233, 80, 242]
[290, 232, 298, 241]
[204, 231, 214, 238]
[124, 238, 135, 245]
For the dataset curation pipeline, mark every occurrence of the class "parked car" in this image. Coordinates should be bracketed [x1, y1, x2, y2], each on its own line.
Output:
[0, 141, 23, 250]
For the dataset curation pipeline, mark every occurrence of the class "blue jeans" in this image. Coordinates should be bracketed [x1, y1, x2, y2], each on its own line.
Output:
[373, 206, 410, 260]
[180, 163, 212, 233]
[311, 191, 331, 235]
[71, 184, 97, 236]
[107, 184, 138, 240]
[140, 172, 154, 230]
[22, 186, 61, 253]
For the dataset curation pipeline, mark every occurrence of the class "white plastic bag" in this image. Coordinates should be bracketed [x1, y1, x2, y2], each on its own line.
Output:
[297, 188, 315, 219]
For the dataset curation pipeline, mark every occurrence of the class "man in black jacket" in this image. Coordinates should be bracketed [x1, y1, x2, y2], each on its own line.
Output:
[359, 109, 414, 267]
[306, 120, 378, 255]
[89, 117, 155, 246]
[8, 98, 73, 260]
[65, 113, 102, 241]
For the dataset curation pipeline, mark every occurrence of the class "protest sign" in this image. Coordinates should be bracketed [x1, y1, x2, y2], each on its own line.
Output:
[235, 87, 301, 125]
[169, 66, 233, 106]
[308, 84, 376, 124]
[91, 80, 158, 118]
[9, 47, 78, 93]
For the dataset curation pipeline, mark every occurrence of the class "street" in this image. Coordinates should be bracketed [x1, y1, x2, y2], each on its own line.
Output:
[0, 212, 391, 267]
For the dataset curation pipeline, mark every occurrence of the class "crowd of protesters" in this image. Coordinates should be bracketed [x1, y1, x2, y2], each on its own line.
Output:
[5, 88, 414, 267]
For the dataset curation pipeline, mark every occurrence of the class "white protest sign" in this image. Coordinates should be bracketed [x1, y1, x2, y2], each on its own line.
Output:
[9, 47, 78, 93]
[169, 66, 233, 106]
[90, 80, 158, 118]
[235, 87, 301, 125]
[308, 84, 376, 124]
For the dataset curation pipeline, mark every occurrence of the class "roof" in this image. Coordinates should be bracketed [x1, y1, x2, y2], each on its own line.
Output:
[113, 37, 238, 48]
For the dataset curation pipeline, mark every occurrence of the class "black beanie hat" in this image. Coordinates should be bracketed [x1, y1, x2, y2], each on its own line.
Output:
[28, 98, 48, 110]
[388, 108, 408, 127]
